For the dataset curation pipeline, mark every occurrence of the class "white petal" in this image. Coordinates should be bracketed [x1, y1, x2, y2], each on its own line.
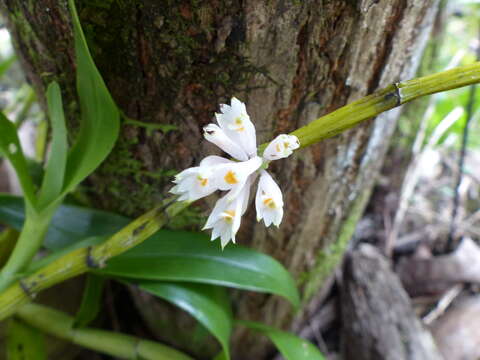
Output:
[199, 155, 233, 167]
[215, 156, 262, 194]
[203, 194, 229, 229]
[262, 134, 300, 161]
[170, 162, 222, 202]
[203, 180, 252, 248]
[216, 97, 257, 157]
[255, 170, 284, 227]
[203, 124, 248, 161]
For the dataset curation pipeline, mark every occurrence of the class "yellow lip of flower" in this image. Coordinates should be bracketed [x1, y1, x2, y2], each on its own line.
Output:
[224, 170, 239, 184]
[263, 197, 276, 209]
[197, 176, 208, 187]
[222, 210, 235, 223]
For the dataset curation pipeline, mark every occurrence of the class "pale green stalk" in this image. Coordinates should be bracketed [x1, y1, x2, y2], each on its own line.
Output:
[0, 208, 54, 291]
[16, 303, 193, 360]
[288, 61, 480, 149]
[0, 199, 188, 321]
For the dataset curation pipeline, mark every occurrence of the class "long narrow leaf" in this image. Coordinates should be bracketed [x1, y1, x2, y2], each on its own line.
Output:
[100, 230, 300, 308]
[136, 281, 233, 359]
[238, 321, 325, 360]
[0, 194, 300, 308]
[63, 0, 120, 193]
[37, 82, 68, 208]
[74, 274, 105, 327]
[0, 113, 36, 209]
[0, 194, 128, 250]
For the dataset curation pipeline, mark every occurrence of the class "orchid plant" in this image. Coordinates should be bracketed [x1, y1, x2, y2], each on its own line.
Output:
[171, 98, 300, 248]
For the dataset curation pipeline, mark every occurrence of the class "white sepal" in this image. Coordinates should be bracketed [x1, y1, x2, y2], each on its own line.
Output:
[203, 123, 249, 161]
[170, 156, 233, 202]
[203, 180, 251, 249]
[255, 170, 284, 227]
[216, 97, 257, 158]
[262, 134, 300, 161]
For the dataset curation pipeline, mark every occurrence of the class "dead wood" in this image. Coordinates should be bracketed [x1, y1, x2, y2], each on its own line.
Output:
[430, 295, 480, 360]
[397, 238, 480, 297]
[340, 244, 442, 360]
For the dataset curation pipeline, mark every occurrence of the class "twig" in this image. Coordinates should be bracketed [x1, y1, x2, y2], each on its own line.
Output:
[386, 106, 464, 254]
[446, 24, 480, 252]
[422, 284, 463, 325]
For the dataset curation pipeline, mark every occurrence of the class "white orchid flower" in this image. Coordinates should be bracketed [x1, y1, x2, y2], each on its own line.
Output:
[262, 134, 300, 161]
[215, 97, 257, 158]
[203, 176, 252, 248]
[171, 97, 300, 248]
[170, 155, 232, 202]
[255, 170, 284, 227]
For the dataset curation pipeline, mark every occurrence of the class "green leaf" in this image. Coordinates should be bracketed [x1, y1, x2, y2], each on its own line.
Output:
[0, 195, 299, 307]
[0, 113, 36, 209]
[136, 281, 232, 359]
[6, 318, 46, 360]
[212, 351, 228, 360]
[0, 55, 16, 78]
[238, 321, 325, 360]
[63, 0, 120, 193]
[74, 274, 105, 327]
[100, 230, 300, 308]
[37, 82, 68, 208]
[0, 194, 128, 250]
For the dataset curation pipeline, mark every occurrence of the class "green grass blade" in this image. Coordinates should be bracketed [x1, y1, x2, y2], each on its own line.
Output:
[63, 0, 120, 193]
[37, 82, 68, 208]
[74, 274, 105, 327]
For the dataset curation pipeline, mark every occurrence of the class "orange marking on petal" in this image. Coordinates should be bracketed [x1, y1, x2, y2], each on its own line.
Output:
[263, 198, 276, 208]
[224, 171, 238, 184]
[275, 144, 281, 152]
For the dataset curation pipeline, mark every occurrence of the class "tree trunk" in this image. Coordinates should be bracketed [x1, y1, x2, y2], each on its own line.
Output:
[1, 0, 439, 358]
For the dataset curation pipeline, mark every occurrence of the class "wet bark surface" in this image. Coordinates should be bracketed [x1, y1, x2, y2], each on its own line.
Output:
[1, 0, 439, 358]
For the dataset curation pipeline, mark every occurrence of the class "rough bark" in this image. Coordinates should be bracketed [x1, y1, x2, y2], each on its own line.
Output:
[341, 244, 443, 360]
[0, 0, 439, 358]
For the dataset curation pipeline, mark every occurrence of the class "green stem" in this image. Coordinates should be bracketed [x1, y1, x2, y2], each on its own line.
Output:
[0, 209, 53, 291]
[287, 61, 480, 149]
[0, 199, 188, 321]
[16, 303, 193, 360]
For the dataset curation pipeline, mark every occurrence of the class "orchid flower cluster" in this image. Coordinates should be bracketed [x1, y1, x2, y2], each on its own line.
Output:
[171, 98, 300, 248]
